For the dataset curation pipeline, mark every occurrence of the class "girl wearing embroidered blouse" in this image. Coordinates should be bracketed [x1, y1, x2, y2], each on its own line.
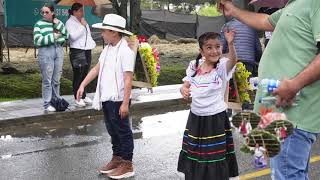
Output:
[177, 31, 239, 180]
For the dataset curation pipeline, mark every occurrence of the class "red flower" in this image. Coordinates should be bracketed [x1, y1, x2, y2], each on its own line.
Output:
[137, 35, 147, 43]
[152, 48, 160, 61]
[151, 47, 160, 73]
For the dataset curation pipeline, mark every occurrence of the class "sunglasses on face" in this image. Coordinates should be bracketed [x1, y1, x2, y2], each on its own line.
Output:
[41, 11, 51, 15]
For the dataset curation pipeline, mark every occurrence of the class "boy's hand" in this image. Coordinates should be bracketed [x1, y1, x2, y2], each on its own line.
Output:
[76, 85, 84, 101]
[119, 103, 129, 119]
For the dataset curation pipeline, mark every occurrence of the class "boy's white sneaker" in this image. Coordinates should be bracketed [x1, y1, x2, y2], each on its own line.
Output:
[75, 99, 86, 107]
[83, 97, 93, 104]
[46, 105, 56, 112]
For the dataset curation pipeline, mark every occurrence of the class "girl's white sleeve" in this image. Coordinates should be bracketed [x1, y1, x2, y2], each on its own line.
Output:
[182, 60, 196, 82]
[217, 57, 236, 81]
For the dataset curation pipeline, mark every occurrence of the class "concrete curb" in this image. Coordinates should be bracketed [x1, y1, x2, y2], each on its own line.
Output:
[0, 85, 188, 131]
[0, 98, 189, 127]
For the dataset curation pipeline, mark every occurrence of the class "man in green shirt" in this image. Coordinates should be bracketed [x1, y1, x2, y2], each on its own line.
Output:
[220, 0, 320, 179]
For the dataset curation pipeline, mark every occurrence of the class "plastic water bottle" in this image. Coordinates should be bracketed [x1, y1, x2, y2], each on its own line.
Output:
[257, 78, 299, 106]
[249, 77, 259, 90]
[261, 79, 280, 94]
[258, 79, 280, 105]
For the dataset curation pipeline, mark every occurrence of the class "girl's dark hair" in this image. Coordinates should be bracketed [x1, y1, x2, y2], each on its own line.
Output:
[192, 32, 221, 77]
[43, 4, 55, 12]
[68, 3, 83, 16]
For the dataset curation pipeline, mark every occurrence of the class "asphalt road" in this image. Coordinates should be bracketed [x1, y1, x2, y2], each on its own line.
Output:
[1, 109, 320, 180]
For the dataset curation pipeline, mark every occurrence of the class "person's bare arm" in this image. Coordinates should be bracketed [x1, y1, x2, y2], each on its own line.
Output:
[220, 1, 274, 31]
[226, 41, 237, 72]
[119, 71, 133, 119]
[224, 29, 237, 72]
[76, 63, 100, 101]
[273, 54, 320, 107]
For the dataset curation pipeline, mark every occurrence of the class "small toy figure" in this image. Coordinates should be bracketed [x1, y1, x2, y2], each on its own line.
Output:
[250, 143, 267, 169]
[274, 127, 281, 142]
[239, 119, 252, 137]
[274, 124, 288, 142]
[280, 126, 287, 141]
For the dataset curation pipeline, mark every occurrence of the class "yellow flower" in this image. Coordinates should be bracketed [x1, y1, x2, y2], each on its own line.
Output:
[138, 43, 160, 87]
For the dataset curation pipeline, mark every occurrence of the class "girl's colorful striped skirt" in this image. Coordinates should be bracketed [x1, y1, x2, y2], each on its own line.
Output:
[177, 111, 239, 180]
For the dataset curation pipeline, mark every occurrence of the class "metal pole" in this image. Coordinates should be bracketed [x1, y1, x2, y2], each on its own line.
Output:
[195, 0, 199, 39]
[164, 0, 169, 39]
[0, 31, 3, 63]
[6, 27, 9, 62]
[129, 0, 132, 31]
[195, 13, 198, 39]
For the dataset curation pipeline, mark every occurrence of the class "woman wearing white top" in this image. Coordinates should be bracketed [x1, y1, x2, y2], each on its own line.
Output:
[66, 3, 96, 107]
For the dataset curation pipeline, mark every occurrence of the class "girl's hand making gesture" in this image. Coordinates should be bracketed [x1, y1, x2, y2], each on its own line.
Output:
[224, 28, 236, 45]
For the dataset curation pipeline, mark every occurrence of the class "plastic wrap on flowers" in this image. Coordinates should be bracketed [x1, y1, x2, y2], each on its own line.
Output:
[138, 42, 160, 87]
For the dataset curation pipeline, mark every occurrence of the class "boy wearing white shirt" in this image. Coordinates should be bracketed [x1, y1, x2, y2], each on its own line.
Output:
[76, 14, 137, 179]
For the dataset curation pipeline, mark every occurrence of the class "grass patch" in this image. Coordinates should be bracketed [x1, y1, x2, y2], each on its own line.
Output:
[0, 98, 20, 102]
[158, 63, 186, 85]
[0, 63, 187, 100]
[0, 64, 186, 100]
[0, 73, 72, 99]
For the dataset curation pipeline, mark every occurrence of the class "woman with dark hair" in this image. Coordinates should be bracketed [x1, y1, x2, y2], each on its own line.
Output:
[66, 3, 96, 107]
[33, 4, 68, 112]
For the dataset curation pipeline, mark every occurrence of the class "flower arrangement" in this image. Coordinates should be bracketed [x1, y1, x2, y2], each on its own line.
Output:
[139, 43, 160, 86]
[132, 35, 160, 87]
[229, 62, 252, 103]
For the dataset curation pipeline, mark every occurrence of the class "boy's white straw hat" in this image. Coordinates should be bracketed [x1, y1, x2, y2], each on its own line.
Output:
[92, 14, 133, 36]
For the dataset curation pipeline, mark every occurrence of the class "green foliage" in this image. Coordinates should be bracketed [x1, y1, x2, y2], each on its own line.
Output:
[0, 64, 187, 100]
[0, 73, 72, 99]
[234, 62, 252, 103]
[141, 0, 162, 9]
[152, 0, 216, 5]
[192, 4, 222, 16]
[0, 98, 19, 102]
[158, 64, 186, 85]
[141, 0, 218, 13]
